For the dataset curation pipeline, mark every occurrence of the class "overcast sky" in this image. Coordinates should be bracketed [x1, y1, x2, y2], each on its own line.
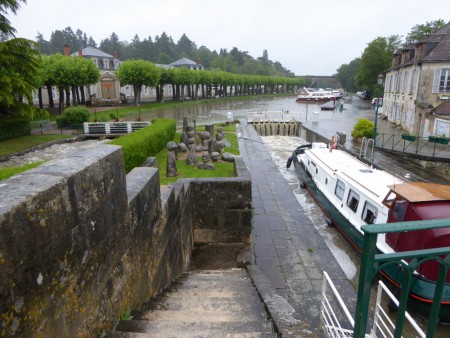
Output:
[9, 0, 450, 76]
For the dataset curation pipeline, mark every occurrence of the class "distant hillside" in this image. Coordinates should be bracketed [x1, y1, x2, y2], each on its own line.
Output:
[36, 28, 295, 77]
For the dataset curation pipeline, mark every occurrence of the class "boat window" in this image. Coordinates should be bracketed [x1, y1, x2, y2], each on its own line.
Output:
[391, 199, 407, 222]
[325, 178, 328, 185]
[382, 191, 398, 208]
[346, 189, 360, 212]
[362, 201, 378, 224]
[334, 180, 345, 200]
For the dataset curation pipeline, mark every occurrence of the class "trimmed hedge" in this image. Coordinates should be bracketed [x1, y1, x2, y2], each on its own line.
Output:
[0, 119, 31, 141]
[109, 118, 176, 172]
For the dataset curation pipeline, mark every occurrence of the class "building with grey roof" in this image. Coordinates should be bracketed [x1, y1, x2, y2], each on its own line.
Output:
[383, 22, 450, 138]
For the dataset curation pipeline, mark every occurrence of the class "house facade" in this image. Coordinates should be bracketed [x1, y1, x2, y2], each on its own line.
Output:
[383, 23, 450, 138]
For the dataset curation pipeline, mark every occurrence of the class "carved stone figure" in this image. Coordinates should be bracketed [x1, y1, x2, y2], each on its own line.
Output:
[186, 124, 198, 165]
[166, 141, 178, 177]
[216, 126, 225, 141]
[197, 153, 215, 170]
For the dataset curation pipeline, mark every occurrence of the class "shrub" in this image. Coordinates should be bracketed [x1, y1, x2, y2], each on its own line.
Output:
[63, 106, 90, 124]
[56, 106, 90, 128]
[0, 118, 31, 141]
[351, 118, 375, 139]
[109, 118, 176, 172]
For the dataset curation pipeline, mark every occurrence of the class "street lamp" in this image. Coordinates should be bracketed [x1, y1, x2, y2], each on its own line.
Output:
[371, 73, 384, 163]
[306, 98, 311, 125]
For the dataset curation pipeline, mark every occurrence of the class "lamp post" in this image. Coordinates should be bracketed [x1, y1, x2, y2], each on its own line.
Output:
[306, 98, 310, 125]
[371, 73, 384, 163]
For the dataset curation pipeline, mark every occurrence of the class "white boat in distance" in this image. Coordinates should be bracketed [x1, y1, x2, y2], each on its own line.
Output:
[296, 87, 343, 103]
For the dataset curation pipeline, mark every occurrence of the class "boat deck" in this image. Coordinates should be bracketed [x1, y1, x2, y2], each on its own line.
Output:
[307, 147, 404, 202]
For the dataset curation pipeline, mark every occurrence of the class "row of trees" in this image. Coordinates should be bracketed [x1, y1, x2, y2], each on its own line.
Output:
[1, 1, 304, 119]
[334, 20, 447, 94]
[36, 29, 295, 77]
[115, 60, 305, 104]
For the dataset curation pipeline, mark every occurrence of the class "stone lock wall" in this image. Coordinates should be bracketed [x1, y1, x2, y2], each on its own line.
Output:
[0, 144, 251, 337]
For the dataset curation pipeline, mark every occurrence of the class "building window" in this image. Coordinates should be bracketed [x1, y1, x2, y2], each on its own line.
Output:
[334, 180, 345, 200]
[432, 68, 450, 93]
[361, 201, 378, 224]
[103, 59, 109, 69]
[93, 59, 98, 67]
[403, 71, 408, 92]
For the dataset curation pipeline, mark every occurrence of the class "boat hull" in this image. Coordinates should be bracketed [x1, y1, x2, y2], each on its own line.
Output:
[292, 151, 450, 322]
[296, 97, 331, 103]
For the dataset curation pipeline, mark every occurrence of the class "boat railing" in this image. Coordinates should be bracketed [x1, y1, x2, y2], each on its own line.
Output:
[375, 133, 450, 160]
[321, 272, 425, 338]
[359, 137, 374, 160]
[353, 218, 450, 338]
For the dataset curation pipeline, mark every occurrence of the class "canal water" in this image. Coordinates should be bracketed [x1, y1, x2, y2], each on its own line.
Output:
[3, 95, 449, 335]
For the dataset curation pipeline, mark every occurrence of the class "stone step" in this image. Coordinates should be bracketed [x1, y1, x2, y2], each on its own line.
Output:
[108, 331, 278, 338]
[161, 287, 260, 299]
[165, 281, 258, 295]
[143, 295, 266, 313]
[171, 275, 253, 286]
[114, 319, 274, 335]
[139, 308, 267, 323]
[110, 268, 276, 337]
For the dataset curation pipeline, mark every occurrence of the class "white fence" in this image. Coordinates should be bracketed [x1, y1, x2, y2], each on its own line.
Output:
[83, 121, 150, 135]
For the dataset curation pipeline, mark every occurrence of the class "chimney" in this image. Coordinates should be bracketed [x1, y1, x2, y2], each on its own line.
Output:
[64, 45, 70, 56]
[113, 51, 118, 59]
[78, 48, 83, 57]
[196, 58, 200, 65]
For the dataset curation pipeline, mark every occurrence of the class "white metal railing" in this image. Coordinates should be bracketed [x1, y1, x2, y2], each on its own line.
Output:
[320, 271, 425, 338]
[247, 111, 302, 123]
[83, 121, 150, 135]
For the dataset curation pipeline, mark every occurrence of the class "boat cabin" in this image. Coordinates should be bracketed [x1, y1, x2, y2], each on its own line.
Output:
[383, 182, 450, 281]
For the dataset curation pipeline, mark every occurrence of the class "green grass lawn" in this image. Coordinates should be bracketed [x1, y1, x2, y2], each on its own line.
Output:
[156, 124, 239, 185]
[0, 161, 45, 181]
[0, 134, 74, 157]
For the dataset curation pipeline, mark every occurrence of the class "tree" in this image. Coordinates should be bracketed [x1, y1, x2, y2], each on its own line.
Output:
[335, 58, 360, 92]
[0, 0, 25, 36]
[177, 34, 196, 59]
[356, 36, 401, 93]
[115, 60, 161, 104]
[0, 38, 42, 118]
[405, 19, 446, 45]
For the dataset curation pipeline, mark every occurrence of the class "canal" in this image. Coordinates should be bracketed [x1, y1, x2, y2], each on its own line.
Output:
[3, 94, 450, 335]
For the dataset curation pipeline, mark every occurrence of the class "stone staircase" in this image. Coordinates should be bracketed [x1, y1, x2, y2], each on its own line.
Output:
[108, 268, 276, 337]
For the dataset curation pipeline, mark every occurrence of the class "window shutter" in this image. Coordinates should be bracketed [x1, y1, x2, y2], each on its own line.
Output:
[432, 69, 441, 93]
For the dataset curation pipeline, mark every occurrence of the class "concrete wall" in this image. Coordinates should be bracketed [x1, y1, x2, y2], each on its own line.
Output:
[0, 144, 251, 337]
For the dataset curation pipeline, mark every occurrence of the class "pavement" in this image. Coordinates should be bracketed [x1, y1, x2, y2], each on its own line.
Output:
[238, 124, 357, 337]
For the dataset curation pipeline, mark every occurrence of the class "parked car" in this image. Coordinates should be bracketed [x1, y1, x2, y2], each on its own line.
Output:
[371, 98, 383, 107]
[357, 90, 370, 100]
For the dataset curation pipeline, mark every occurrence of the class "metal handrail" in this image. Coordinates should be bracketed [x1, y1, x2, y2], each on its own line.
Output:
[353, 218, 450, 338]
[374, 133, 450, 159]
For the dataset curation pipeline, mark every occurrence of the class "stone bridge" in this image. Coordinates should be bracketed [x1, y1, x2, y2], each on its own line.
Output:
[304, 75, 341, 89]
